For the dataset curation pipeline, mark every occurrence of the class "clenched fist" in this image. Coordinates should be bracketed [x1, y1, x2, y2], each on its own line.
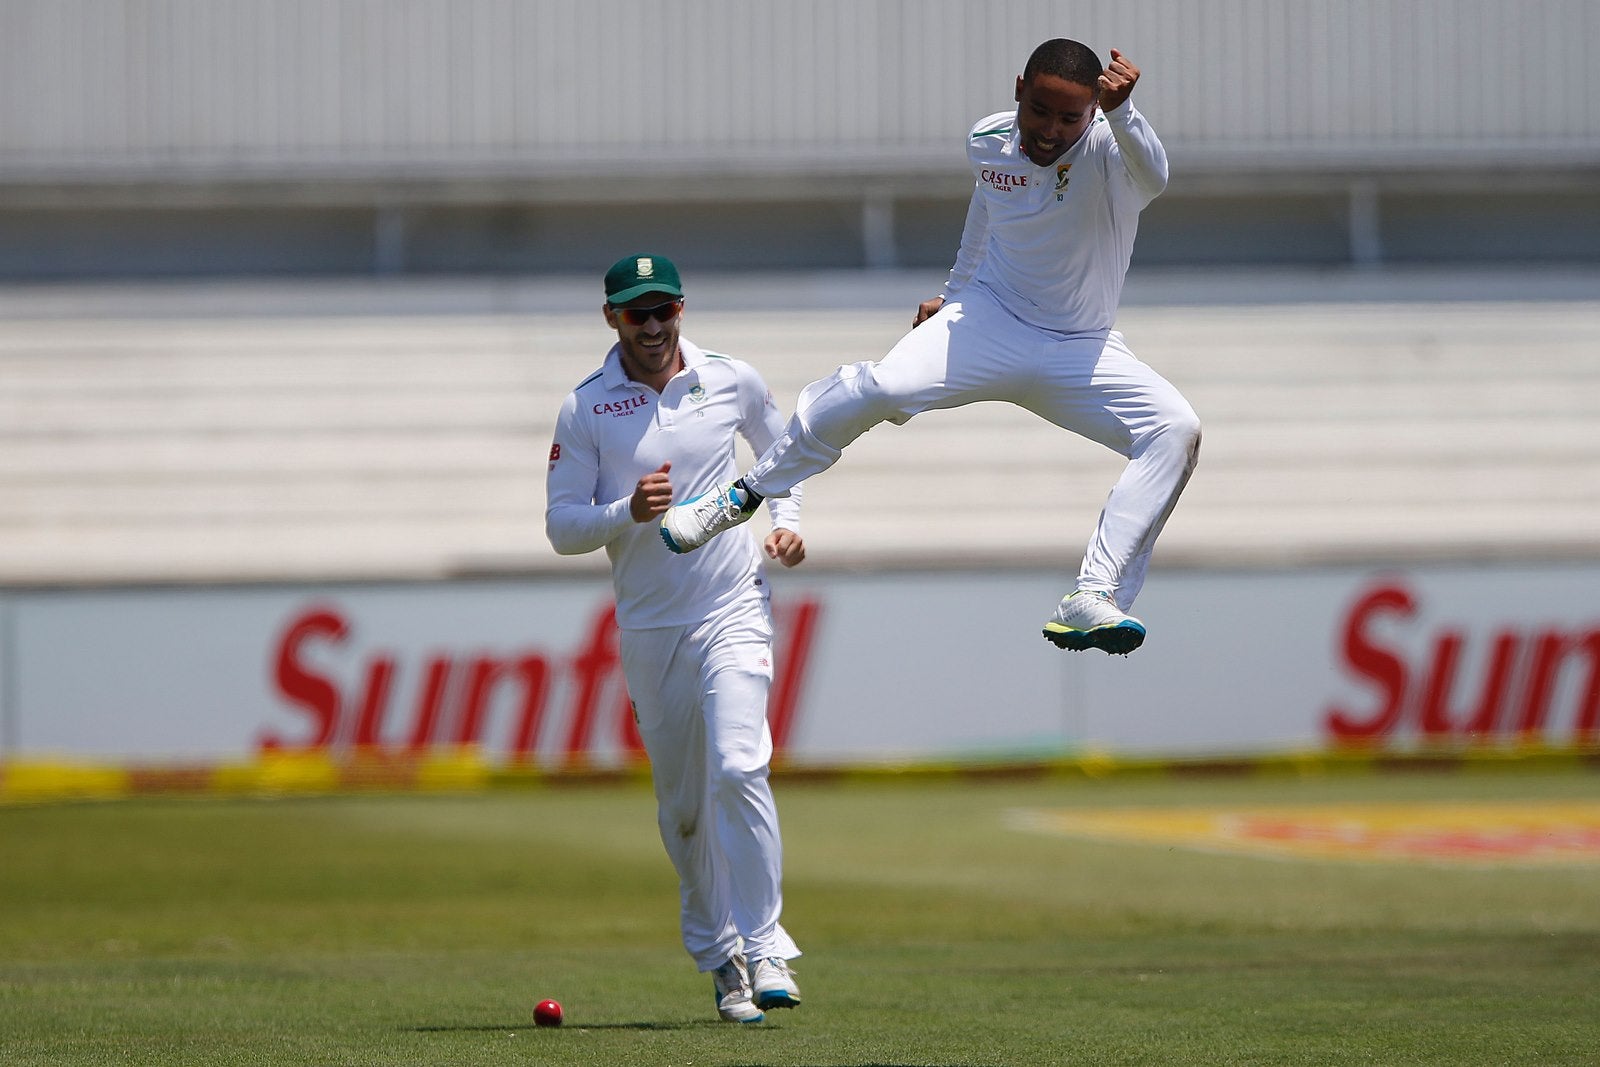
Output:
[1097, 49, 1141, 113]
[631, 462, 674, 523]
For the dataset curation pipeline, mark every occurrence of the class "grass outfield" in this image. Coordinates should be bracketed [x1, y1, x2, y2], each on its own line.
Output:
[3, 768, 1599, 1065]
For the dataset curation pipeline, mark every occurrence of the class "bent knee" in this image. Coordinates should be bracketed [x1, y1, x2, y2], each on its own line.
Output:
[848, 362, 913, 421]
[1162, 404, 1202, 458]
[796, 360, 904, 442]
[1175, 412, 1201, 464]
[1133, 406, 1201, 472]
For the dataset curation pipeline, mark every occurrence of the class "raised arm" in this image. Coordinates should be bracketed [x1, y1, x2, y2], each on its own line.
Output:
[1099, 48, 1168, 202]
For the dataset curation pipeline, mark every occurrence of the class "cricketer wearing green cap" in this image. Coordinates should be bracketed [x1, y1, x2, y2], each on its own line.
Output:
[546, 250, 808, 1025]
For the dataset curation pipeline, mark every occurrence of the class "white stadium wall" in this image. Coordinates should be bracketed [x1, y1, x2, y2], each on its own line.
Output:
[3, 562, 1597, 774]
[1, 0, 1597, 274]
[3, 0, 1595, 173]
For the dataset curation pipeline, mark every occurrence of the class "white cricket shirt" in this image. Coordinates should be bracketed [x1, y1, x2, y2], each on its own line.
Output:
[545, 338, 801, 630]
[941, 100, 1168, 334]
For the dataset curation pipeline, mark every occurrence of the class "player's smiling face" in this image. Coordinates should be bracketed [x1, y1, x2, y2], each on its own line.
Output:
[605, 293, 685, 390]
[1013, 72, 1097, 166]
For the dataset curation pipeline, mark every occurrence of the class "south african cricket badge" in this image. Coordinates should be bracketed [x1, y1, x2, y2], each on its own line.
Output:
[1055, 164, 1071, 201]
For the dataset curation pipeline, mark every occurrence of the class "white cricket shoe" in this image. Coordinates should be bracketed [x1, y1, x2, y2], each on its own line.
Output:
[711, 954, 765, 1024]
[750, 957, 801, 1011]
[1042, 590, 1146, 655]
[659, 480, 758, 554]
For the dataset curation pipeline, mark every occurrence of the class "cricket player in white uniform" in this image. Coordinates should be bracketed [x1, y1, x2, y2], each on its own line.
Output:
[661, 39, 1201, 655]
[546, 254, 805, 1023]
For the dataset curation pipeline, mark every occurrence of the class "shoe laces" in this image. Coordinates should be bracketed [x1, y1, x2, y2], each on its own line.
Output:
[712, 958, 749, 999]
[1058, 589, 1127, 627]
[754, 957, 795, 981]
[692, 487, 739, 523]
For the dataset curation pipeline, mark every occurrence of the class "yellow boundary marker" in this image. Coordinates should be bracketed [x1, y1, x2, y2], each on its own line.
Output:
[3, 744, 1597, 806]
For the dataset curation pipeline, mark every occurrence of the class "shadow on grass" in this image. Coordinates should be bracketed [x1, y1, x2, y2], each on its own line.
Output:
[408, 1024, 990, 1064]
[407, 1021, 718, 1032]
[407, 1027, 986, 1065]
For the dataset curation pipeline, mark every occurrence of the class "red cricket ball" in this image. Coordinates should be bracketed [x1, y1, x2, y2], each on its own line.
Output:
[534, 998, 563, 1027]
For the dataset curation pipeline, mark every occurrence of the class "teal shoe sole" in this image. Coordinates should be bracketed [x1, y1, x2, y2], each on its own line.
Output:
[1042, 619, 1146, 655]
[755, 990, 801, 1010]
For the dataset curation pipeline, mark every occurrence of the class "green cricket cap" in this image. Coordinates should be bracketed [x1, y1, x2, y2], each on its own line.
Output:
[604, 254, 684, 304]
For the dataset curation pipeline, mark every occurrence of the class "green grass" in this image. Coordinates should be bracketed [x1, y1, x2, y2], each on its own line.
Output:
[3, 769, 1599, 1065]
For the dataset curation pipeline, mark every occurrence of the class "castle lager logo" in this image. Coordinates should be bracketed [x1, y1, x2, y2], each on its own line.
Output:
[980, 169, 1028, 191]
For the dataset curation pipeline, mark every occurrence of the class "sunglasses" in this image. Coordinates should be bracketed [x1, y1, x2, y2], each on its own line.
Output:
[610, 298, 684, 326]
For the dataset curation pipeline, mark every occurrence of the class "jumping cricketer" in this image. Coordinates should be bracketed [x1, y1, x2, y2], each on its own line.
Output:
[659, 39, 1201, 656]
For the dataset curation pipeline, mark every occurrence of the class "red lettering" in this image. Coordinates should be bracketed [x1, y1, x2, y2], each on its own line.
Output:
[592, 396, 650, 416]
[1416, 631, 1521, 739]
[564, 606, 622, 766]
[1325, 583, 1412, 742]
[1514, 629, 1600, 741]
[407, 657, 454, 751]
[452, 654, 554, 756]
[260, 591, 820, 766]
[350, 656, 396, 748]
[980, 169, 1029, 190]
[1326, 579, 1600, 748]
[451, 657, 497, 746]
[770, 598, 822, 752]
[507, 656, 554, 758]
[263, 607, 347, 751]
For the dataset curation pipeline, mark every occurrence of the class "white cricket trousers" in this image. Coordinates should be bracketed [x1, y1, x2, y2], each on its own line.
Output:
[746, 283, 1200, 610]
[618, 594, 800, 972]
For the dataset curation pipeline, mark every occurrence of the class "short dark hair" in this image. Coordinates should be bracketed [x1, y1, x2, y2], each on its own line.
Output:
[1022, 38, 1103, 89]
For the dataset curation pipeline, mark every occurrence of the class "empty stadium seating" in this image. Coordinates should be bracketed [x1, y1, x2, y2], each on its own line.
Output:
[2, 269, 1598, 585]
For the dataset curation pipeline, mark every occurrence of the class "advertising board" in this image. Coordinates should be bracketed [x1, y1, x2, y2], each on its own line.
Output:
[2, 563, 1597, 770]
